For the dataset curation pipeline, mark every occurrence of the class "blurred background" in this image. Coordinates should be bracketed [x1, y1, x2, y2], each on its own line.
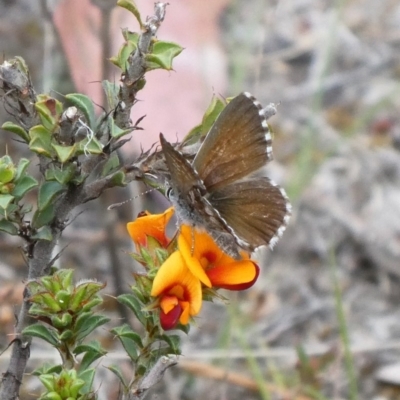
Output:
[1, 0, 400, 398]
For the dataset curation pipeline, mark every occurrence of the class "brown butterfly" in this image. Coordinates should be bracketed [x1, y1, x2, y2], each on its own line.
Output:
[159, 92, 291, 258]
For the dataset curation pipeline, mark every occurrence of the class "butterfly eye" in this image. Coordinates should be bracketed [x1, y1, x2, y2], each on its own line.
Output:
[166, 187, 174, 199]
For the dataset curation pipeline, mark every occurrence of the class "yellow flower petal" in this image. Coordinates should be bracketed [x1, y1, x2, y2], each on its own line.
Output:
[151, 251, 202, 315]
[127, 207, 174, 247]
[179, 224, 260, 290]
[178, 226, 213, 287]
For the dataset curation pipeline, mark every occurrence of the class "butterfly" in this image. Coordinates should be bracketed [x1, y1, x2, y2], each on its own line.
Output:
[158, 92, 291, 259]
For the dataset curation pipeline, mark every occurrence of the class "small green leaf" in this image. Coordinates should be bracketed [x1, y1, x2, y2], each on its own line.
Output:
[31, 226, 53, 241]
[106, 365, 128, 389]
[117, 0, 143, 28]
[70, 280, 105, 312]
[102, 80, 120, 111]
[15, 158, 30, 181]
[38, 374, 57, 393]
[32, 363, 62, 376]
[111, 324, 143, 348]
[184, 96, 225, 145]
[117, 294, 146, 325]
[76, 136, 103, 155]
[0, 219, 18, 235]
[75, 314, 110, 342]
[65, 93, 96, 130]
[52, 144, 77, 163]
[101, 153, 120, 177]
[158, 334, 181, 354]
[0, 194, 14, 209]
[29, 125, 53, 157]
[111, 40, 137, 72]
[146, 41, 183, 71]
[74, 340, 106, 356]
[1, 121, 30, 142]
[50, 165, 77, 185]
[38, 181, 65, 211]
[78, 348, 106, 372]
[109, 117, 133, 140]
[111, 325, 140, 361]
[122, 29, 140, 44]
[32, 204, 55, 229]
[11, 175, 38, 199]
[22, 323, 59, 346]
[35, 96, 63, 132]
[111, 171, 126, 186]
[77, 368, 96, 395]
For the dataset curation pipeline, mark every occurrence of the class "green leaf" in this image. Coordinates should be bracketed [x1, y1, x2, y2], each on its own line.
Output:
[50, 165, 77, 185]
[22, 323, 59, 346]
[15, 158, 30, 181]
[176, 322, 190, 334]
[76, 136, 104, 155]
[117, 294, 146, 325]
[146, 41, 183, 71]
[111, 324, 143, 348]
[110, 40, 137, 72]
[101, 153, 120, 177]
[52, 144, 77, 163]
[122, 29, 140, 44]
[102, 80, 120, 111]
[0, 194, 14, 209]
[158, 334, 181, 354]
[31, 226, 53, 241]
[77, 344, 107, 372]
[29, 125, 53, 157]
[184, 96, 225, 145]
[65, 93, 96, 130]
[106, 365, 128, 389]
[117, 0, 143, 28]
[111, 325, 143, 362]
[74, 340, 106, 356]
[32, 363, 62, 376]
[35, 96, 63, 132]
[109, 117, 133, 140]
[1, 121, 30, 142]
[38, 181, 65, 211]
[0, 219, 18, 235]
[77, 368, 96, 395]
[111, 171, 126, 186]
[32, 204, 55, 229]
[11, 175, 38, 199]
[75, 314, 110, 342]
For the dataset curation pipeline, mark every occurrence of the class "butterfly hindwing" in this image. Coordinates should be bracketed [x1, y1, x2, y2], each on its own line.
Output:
[193, 92, 272, 192]
[208, 177, 291, 250]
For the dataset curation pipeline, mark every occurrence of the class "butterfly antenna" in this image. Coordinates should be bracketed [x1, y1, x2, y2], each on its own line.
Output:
[107, 188, 157, 210]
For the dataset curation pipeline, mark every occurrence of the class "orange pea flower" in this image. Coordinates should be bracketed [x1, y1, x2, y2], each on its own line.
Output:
[127, 207, 174, 248]
[178, 225, 259, 290]
[127, 208, 259, 330]
[151, 251, 202, 330]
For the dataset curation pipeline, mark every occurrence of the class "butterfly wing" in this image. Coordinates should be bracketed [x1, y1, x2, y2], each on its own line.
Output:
[208, 177, 291, 250]
[193, 92, 273, 192]
[159, 133, 205, 196]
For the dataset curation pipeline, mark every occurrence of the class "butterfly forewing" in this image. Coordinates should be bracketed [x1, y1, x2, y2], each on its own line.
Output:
[208, 178, 291, 250]
[160, 133, 204, 196]
[193, 92, 272, 192]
